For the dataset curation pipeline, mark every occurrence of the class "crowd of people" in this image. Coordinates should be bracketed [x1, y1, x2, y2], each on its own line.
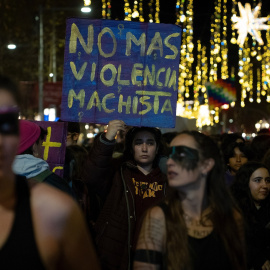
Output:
[1, 73, 270, 270]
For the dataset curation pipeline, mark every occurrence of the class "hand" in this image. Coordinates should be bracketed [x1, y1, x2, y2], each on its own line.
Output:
[262, 260, 270, 270]
[105, 120, 126, 141]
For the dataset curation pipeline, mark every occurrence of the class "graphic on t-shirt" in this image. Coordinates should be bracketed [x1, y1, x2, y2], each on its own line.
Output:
[132, 178, 163, 198]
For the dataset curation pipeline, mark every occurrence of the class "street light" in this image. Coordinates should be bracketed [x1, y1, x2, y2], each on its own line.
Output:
[7, 44, 16, 50]
[81, 6, 91, 13]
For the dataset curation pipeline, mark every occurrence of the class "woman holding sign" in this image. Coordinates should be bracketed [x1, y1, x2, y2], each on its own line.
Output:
[83, 120, 167, 270]
[133, 131, 246, 270]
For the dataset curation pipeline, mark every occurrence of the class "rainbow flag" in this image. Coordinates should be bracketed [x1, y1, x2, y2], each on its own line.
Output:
[206, 79, 236, 109]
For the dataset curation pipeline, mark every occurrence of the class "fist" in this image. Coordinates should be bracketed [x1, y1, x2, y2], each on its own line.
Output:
[105, 120, 126, 141]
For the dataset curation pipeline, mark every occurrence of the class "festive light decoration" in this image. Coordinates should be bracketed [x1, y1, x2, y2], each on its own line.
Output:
[102, 0, 106, 18]
[106, 1, 112, 19]
[148, 0, 154, 22]
[102, 0, 270, 129]
[232, 2, 270, 46]
[124, 0, 132, 20]
[132, 0, 140, 19]
[155, 0, 160, 23]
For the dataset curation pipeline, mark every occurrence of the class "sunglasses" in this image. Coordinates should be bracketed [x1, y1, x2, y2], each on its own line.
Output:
[0, 106, 19, 135]
[169, 145, 199, 170]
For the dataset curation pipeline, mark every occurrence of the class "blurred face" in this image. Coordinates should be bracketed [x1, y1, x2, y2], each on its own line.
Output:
[132, 131, 157, 168]
[33, 139, 44, 159]
[66, 132, 79, 147]
[167, 134, 202, 189]
[249, 167, 270, 205]
[0, 89, 20, 179]
[228, 147, 248, 175]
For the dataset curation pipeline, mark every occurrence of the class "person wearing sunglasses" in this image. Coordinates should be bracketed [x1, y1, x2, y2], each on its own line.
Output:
[134, 130, 246, 270]
[0, 74, 100, 270]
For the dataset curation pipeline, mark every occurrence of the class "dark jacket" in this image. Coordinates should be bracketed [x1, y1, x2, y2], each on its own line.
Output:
[82, 133, 167, 270]
[246, 203, 270, 270]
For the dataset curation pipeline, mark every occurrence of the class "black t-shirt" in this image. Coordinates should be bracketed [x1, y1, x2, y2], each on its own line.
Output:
[0, 175, 46, 269]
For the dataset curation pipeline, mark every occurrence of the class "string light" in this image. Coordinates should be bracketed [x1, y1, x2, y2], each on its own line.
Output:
[155, 0, 160, 23]
[106, 1, 112, 19]
[262, 21, 270, 102]
[231, 0, 237, 44]
[132, 0, 140, 19]
[257, 68, 261, 103]
[148, 0, 154, 22]
[221, 0, 229, 79]
[124, 0, 132, 20]
[102, 0, 106, 18]
[139, 0, 144, 22]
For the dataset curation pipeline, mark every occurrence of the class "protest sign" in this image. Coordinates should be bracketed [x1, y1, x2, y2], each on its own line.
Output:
[34, 121, 67, 177]
[61, 19, 182, 127]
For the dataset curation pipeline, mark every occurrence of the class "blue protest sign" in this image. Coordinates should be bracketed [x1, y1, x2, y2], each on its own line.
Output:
[61, 19, 182, 128]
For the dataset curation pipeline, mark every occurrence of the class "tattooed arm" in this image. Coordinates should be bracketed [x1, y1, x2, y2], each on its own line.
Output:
[133, 206, 166, 270]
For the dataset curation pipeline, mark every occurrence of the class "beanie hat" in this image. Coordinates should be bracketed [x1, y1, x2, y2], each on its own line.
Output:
[18, 120, 41, 154]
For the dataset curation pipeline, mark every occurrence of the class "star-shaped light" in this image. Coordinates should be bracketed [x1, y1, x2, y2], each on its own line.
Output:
[232, 2, 270, 46]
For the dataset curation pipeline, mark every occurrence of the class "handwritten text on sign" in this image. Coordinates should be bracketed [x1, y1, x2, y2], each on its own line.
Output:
[61, 19, 182, 127]
[34, 121, 67, 177]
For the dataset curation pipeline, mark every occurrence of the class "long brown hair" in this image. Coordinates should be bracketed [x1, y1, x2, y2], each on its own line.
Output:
[165, 131, 246, 270]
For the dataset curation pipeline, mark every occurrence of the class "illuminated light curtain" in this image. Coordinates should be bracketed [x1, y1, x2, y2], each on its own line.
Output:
[209, 0, 222, 124]
[124, 0, 132, 21]
[106, 1, 112, 19]
[248, 63, 253, 102]
[155, 0, 160, 23]
[132, 0, 139, 19]
[194, 41, 211, 127]
[175, 0, 186, 119]
[230, 67, 236, 108]
[102, 0, 106, 18]
[175, 0, 186, 25]
[201, 45, 209, 119]
[193, 40, 202, 114]
[262, 23, 270, 102]
[139, 0, 144, 22]
[221, 0, 229, 79]
[209, 0, 222, 83]
[257, 68, 261, 103]
[178, 0, 194, 103]
[148, 0, 154, 22]
[230, 0, 237, 44]
[238, 44, 245, 107]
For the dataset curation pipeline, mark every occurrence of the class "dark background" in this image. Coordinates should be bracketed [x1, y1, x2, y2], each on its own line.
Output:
[1, 0, 270, 132]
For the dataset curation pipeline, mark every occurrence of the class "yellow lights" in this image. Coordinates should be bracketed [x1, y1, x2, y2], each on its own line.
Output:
[221, 104, 229, 109]
[155, 0, 160, 23]
[132, 10, 139, 18]
[81, 0, 91, 12]
[83, 0, 91, 6]
[124, 0, 132, 20]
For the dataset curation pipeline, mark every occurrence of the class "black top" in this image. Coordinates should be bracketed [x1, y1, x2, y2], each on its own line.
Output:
[188, 232, 231, 270]
[159, 202, 232, 270]
[0, 175, 46, 269]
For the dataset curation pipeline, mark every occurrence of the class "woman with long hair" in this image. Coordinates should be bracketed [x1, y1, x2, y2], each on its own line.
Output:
[231, 161, 270, 270]
[134, 130, 246, 270]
